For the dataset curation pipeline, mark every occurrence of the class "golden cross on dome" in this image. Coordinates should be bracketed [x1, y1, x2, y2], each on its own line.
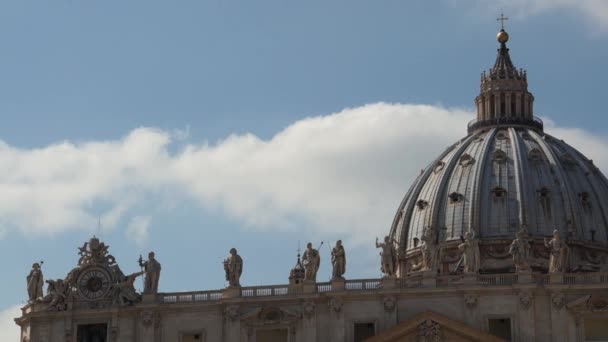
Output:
[497, 13, 509, 30]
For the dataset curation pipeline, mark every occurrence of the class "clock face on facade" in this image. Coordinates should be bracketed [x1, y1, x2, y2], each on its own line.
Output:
[76, 267, 112, 300]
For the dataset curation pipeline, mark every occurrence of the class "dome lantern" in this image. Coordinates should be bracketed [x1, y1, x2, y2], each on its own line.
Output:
[470, 19, 539, 134]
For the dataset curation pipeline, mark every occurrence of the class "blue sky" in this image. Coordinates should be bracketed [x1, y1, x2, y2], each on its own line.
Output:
[2, 0, 608, 337]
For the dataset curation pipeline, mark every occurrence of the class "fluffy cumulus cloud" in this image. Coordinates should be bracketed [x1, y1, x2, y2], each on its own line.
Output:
[126, 216, 152, 248]
[464, 0, 608, 32]
[0, 305, 21, 341]
[0, 103, 607, 245]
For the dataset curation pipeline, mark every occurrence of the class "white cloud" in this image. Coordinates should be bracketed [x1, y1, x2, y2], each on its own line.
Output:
[0, 305, 21, 342]
[126, 216, 151, 248]
[0, 103, 606, 245]
[463, 0, 608, 33]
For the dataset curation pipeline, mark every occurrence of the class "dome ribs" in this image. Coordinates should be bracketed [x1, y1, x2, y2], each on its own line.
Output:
[510, 128, 530, 231]
[528, 131, 576, 239]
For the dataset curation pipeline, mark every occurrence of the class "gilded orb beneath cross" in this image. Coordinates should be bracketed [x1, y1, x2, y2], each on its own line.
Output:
[497, 29, 509, 43]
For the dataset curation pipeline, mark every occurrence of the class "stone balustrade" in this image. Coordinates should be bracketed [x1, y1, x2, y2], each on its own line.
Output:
[157, 272, 608, 305]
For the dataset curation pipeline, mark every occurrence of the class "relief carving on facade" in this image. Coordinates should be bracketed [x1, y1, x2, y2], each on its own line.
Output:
[566, 294, 608, 326]
[140, 310, 161, 328]
[519, 291, 533, 310]
[329, 297, 344, 314]
[302, 300, 316, 319]
[383, 296, 397, 312]
[418, 319, 443, 342]
[224, 304, 240, 322]
[552, 292, 565, 311]
[464, 294, 477, 309]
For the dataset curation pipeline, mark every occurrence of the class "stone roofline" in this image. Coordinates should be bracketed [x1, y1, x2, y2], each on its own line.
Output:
[15, 271, 608, 322]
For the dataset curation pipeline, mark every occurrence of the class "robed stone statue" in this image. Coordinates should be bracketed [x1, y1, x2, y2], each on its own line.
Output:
[302, 242, 321, 282]
[139, 251, 161, 294]
[545, 230, 568, 273]
[27, 262, 44, 303]
[509, 228, 531, 272]
[331, 240, 346, 280]
[224, 248, 243, 287]
[458, 231, 480, 274]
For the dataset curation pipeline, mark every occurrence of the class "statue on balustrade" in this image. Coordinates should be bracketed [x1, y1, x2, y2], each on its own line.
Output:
[458, 231, 480, 273]
[138, 251, 161, 294]
[331, 240, 346, 280]
[420, 227, 438, 272]
[509, 227, 531, 272]
[302, 242, 321, 282]
[224, 248, 243, 287]
[376, 236, 398, 277]
[112, 271, 143, 306]
[26, 262, 44, 303]
[43, 279, 68, 311]
[545, 230, 568, 273]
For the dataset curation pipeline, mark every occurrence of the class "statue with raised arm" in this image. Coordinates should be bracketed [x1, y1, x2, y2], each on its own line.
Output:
[302, 242, 321, 282]
[27, 262, 44, 303]
[331, 240, 346, 280]
[376, 236, 398, 277]
[545, 230, 567, 273]
[509, 227, 531, 272]
[112, 271, 143, 306]
[43, 279, 68, 311]
[458, 231, 480, 273]
[138, 251, 161, 294]
[224, 248, 243, 287]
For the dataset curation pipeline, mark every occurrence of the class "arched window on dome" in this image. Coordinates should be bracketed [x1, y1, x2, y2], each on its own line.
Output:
[416, 200, 429, 210]
[580, 192, 592, 215]
[528, 148, 542, 161]
[492, 149, 508, 163]
[459, 154, 475, 167]
[537, 188, 552, 218]
[491, 187, 507, 200]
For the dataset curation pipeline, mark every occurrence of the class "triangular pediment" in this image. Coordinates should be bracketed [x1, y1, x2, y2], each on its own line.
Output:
[367, 310, 504, 342]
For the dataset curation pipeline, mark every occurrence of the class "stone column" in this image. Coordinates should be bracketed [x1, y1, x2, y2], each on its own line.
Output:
[328, 297, 345, 342]
[505, 93, 512, 116]
[517, 290, 536, 341]
[515, 93, 522, 116]
[301, 301, 317, 342]
[484, 95, 492, 120]
[382, 296, 398, 332]
[549, 291, 568, 342]
[223, 304, 241, 342]
[139, 311, 159, 342]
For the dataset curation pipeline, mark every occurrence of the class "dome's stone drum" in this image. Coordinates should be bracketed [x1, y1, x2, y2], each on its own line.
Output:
[390, 31, 608, 275]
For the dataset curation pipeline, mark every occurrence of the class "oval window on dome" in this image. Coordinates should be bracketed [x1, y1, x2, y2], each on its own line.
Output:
[561, 153, 577, 167]
[416, 200, 429, 210]
[491, 187, 507, 199]
[528, 148, 542, 161]
[433, 161, 445, 173]
[492, 150, 508, 163]
[448, 192, 464, 203]
[459, 154, 475, 167]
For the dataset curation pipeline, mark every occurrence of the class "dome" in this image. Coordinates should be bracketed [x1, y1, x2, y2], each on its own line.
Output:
[388, 31, 608, 275]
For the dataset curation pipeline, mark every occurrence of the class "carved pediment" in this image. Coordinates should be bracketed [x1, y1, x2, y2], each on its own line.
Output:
[367, 311, 504, 342]
[567, 295, 608, 314]
[241, 306, 301, 327]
